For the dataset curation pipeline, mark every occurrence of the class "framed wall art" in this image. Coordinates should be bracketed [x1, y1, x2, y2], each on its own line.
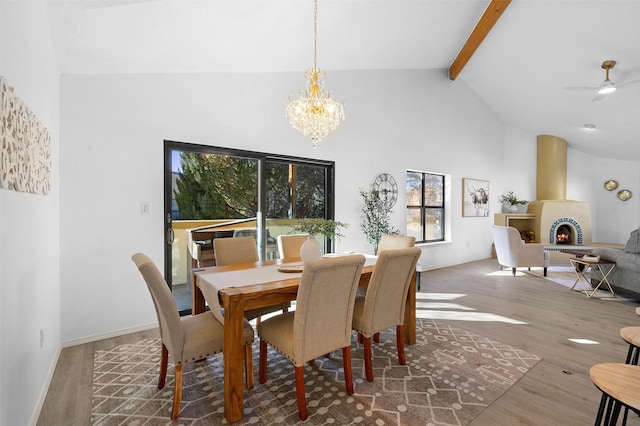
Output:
[462, 178, 489, 217]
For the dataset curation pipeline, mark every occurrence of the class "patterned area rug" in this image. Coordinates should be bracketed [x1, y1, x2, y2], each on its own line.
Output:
[91, 318, 541, 425]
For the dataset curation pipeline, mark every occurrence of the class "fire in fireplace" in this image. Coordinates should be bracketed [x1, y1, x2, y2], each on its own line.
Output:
[556, 224, 572, 244]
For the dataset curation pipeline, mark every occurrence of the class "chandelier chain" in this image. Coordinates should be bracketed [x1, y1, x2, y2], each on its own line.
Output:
[313, 0, 318, 70]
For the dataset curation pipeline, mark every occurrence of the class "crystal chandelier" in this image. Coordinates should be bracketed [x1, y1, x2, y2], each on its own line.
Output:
[285, 0, 344, 147]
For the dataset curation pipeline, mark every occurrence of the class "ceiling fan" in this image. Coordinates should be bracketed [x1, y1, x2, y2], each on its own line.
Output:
[566, 60, 640, 101]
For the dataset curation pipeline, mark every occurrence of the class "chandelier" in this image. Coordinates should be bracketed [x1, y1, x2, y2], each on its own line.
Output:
[285, 0, 344, 147]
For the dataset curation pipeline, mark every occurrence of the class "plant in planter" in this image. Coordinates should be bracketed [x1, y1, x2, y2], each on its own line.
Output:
[360, 188, 399, 254]
[290, 218, 348, 263]
[499, 191, 528, 213]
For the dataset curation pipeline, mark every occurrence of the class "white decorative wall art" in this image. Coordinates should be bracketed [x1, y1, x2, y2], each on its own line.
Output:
[0, 76, 51, 194]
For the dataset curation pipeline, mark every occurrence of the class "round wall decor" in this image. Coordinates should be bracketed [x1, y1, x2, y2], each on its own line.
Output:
[372, 173, 398, 210]
[617, 189, 632, 201]
[604, 180, 619, 191]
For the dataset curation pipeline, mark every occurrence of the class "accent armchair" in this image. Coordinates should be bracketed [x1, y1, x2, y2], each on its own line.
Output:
[491, 225, 549, 277]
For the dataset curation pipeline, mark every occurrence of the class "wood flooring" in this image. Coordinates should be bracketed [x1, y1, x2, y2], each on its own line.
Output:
[37, 259, 640, 425]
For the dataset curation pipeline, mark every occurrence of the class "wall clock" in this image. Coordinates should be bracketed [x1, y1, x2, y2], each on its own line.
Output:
[373, 173, 398, 210]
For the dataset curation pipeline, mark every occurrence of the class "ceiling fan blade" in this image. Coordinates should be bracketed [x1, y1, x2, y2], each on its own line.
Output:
[565, 85, 599, 91]
[616, 78, 640, 88]
[592, 93, 607, 102]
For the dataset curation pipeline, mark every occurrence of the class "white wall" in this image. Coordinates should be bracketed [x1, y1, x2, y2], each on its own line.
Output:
[59, 69, 506, 343]
[0, 2, 60, 426]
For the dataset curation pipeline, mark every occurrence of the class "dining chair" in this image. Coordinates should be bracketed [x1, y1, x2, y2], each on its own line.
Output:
[131, 253, 254, 420]
[213, 236, 290, 323]
[352, 247, 421, 382]
[378, 234, 415, 252]
[358, 234, 416, 296]
[257, 254, 366, 421]
[276, 233, 308, 259]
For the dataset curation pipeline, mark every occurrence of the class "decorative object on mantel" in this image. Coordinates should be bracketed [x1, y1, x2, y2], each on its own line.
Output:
[285, 0, 344, 147]
[617, 189, 632, 201]
[498, 190, 528, 214]
[0, 76, 51, 194]
[360, 187, 399, 254]
[604, 180, 619, 191]
[290, 218, 347, 263]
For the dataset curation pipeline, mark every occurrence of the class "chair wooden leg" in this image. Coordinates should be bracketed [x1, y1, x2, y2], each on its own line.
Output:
[396, 325, 406, 365]
[259, 339, 268, 384]
[357, 333, 363, 344]
[374, 332, 380, 343]
[255, 316, 262, 326]
[294, 365, 308, 420]
[343, 346, 354, 395]
[171, 363, 183, 421]
[244, 343, 254, 390]
[158, 344, 168, 389]
[363, 336, 374, 382]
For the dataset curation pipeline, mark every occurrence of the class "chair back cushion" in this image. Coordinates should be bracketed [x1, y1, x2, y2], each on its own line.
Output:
[378, 235, 415, 252]
[132, 253, 184, 359]
[292, 255, 365, 362]
[356, 247, 421, 335]
[213, 236, 259, 266]
[277, 234, 308, 259]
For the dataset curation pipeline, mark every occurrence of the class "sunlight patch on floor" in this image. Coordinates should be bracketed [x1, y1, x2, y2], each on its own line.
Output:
[417, 309, 527, 324]
[416, 293, 466, 301]
[417, 302, 475, 311]
[568, 338, 600, 345]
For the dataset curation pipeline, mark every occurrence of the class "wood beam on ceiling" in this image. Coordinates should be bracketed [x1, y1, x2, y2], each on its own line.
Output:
[449, 0, 511, 81]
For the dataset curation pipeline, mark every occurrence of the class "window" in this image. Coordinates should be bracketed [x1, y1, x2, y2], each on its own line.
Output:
[406, 170, 445, 243]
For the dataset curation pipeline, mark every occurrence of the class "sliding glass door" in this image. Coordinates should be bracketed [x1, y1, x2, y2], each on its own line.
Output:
[164, 141, 334, 314]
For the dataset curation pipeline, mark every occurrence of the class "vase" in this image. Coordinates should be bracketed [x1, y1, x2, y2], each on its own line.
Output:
[300, 234, 323, 264]
[502, 203, 518, 213]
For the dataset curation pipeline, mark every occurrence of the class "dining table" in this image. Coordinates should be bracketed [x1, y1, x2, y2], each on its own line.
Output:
[192, 254, 417, 424]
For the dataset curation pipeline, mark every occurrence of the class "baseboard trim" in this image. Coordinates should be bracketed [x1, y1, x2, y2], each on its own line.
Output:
[28, 345, 62, 426]
[62, 322, 158, 348]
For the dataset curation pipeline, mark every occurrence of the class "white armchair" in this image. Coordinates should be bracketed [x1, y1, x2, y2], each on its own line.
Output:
[491, 225, 549, 277]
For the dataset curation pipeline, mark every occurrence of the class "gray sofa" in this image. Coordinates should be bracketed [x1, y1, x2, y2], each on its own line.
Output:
[592, 228, 640, 299]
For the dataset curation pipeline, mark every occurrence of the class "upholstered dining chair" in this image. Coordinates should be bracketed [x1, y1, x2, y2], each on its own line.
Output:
[351, 247, 421, 382]
[377, 234, 416, 252]
[257, 254, 366, 421]
[491, 225, 550, 277]
[358, 234, 417, 295]
[213, 236, 290, 323]
[131, 253, 254, 420]
[276, 233, 308, 259]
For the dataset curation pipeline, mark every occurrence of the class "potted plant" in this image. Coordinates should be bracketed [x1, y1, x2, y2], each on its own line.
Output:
[290, 218, 348, 263]
[360, 188, 399, 254]
[499, 191, 528, 213]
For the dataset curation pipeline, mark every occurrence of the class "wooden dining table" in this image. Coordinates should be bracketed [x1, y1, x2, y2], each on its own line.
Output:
[192, 255, 417, 424]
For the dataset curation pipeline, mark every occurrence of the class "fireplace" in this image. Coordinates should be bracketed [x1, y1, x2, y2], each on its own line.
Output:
[555, 224, 572, 244]
[526, 135, 592, 247]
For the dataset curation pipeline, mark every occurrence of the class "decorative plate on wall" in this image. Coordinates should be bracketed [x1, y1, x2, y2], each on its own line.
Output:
[604, 180, 619, 191]
[617, 189, 632, 201]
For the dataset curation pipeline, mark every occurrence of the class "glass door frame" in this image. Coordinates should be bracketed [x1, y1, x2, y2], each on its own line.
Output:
[163, 140, 335, 312]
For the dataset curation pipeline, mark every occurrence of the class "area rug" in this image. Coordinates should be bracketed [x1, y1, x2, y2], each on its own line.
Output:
[91, 318, 541, 425]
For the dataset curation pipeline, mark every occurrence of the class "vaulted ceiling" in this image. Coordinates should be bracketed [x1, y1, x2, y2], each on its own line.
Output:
[46, 0, 640, 161]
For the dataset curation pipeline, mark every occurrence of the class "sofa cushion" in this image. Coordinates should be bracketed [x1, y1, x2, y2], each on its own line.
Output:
[625, 229, 640, 254]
